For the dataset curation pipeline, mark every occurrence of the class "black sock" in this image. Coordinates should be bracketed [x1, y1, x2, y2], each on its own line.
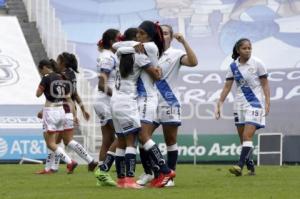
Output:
[167, 150, 178, 171]
[148, 144, 170, 174]
[99, 152, 115, 172]
[237, 147, 252, 169]
[125, 153, 136, 177]
[139, 147, 153, 175]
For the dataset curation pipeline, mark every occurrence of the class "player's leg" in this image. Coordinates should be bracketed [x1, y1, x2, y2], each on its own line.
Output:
[162, 124, 179, 187]
[98, 121, 116, 172]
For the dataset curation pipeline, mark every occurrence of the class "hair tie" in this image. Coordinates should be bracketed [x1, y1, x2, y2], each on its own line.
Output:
[155, 21, 163, 42]
[97, 39, 104, 48]
[117, 35, 125, 42]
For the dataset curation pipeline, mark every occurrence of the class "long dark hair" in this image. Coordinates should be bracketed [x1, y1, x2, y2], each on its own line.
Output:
[118, 28, 137, 78]
[119, 54, 134, 78]
[98, 29, 120, 50]
[58, 52, 79, 73]
[232, 38, 251, 60]
[138, 20, 165, 57]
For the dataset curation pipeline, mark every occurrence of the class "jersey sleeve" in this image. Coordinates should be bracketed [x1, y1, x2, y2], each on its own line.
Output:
[225, 66, 234, 81]
[177, 49, 186, 65]
[256, 60, 268, 78]
[97, 56, 115, 74]
[135, 53, 152, 68]
[38, 75, 48, 91]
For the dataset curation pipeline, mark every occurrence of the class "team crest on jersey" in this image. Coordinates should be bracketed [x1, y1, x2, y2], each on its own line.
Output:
[248, 67, 256, 74]
[0, 54, 19, 87]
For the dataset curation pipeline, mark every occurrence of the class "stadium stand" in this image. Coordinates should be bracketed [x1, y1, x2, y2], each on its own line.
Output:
[6, 0, 47, 65]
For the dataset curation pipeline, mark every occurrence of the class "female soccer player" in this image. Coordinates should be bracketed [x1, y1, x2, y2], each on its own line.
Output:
[37, 53, 97, 174]
[109, 27, 163, 188]
[153, 24, 198, 186]
[93, 28, 120, 185]
[36, 59, 77, 174]
[215, 38, 270, 176]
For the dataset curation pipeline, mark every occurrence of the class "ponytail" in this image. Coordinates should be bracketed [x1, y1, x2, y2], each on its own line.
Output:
[58, 52, 79, 73]
[119, 54, 134, 78]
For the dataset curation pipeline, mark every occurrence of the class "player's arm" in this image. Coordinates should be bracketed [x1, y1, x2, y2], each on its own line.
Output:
[260, 76, 270, 116]
[144, 66, 162, 81]
[174, 33, 198, 67]
[73, 91, 90, 121]
[36, 76, 46, 97]
[98, 72, 112, 96]
[215, 80, 234, 119]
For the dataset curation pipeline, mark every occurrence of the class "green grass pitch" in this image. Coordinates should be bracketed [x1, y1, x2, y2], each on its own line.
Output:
[1, 164, 300, 199]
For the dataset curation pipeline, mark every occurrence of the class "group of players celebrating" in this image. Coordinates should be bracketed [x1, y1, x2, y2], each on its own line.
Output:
[36, 20, 270, 189]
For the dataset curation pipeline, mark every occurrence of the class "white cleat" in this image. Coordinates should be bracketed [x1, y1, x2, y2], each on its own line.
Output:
[136, 173, 154, 186]
[164, 178, 175, 187]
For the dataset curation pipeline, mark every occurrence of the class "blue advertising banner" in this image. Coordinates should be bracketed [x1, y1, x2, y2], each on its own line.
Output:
[0, 132, 46, 160]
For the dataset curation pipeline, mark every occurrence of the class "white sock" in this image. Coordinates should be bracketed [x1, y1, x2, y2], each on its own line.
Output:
[143, 139, 156, 151]
[51, 153, 60, 170]
[68, 140, 94, 163]
[55, 147, 72, 164]
[45, 150, 54, 171]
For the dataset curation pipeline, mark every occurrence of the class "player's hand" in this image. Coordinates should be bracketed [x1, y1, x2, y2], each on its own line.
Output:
[215, 102, 222, 120]
[134, 43, 145, 54]
[37, 110, 42, 119]
[82, 110, 90, 121]
[174, 33, 185, 44]
[74, 117, 79, 126]
[156, 67, 162, 79]
[265, 102, 270, 116]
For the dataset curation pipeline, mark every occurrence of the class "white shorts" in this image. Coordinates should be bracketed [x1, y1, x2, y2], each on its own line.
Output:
[138, 96, 158, 124]
[43, 106, 65, 132]
[64, 113, 74, 130]
[111, 95, 141, 136]
[157, 105, 181, 126]
[234, 108, 265, 129]
[94, 97, 112, 126]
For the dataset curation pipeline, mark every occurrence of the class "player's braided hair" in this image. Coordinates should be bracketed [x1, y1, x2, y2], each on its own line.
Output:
[232, 38, 251, 60]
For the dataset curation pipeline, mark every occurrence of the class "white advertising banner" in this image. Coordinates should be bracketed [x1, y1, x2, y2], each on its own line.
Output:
[0, 16, 43, 105]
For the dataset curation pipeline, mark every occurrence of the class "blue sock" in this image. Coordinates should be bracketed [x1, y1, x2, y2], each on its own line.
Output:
[115, 148, 125, 178]
[237, 141, 253, 169]
[125, 147, 136, 177]
[100, 151, 115, 172]
[139, 147, 152, 175]
[167, 144, 178, 171]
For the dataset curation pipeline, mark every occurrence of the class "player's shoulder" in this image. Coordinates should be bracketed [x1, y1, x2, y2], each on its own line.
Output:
[249, 56, 265, 67]
[166, 47, 185, 56]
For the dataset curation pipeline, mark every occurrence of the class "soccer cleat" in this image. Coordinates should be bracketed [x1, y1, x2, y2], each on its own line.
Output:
[229, 165, 242, 176]
[123, 177, 143, 189]
[116, 178, 126, 188]
[164, 178, 175, 187]
[136, 173, 154, 186]
[35, 169, 56, 175]
[66, 160, 78, 174]
[150, 170, 176, 188]
[88, 161, 98, 172]
[94, 169, 116, 186]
